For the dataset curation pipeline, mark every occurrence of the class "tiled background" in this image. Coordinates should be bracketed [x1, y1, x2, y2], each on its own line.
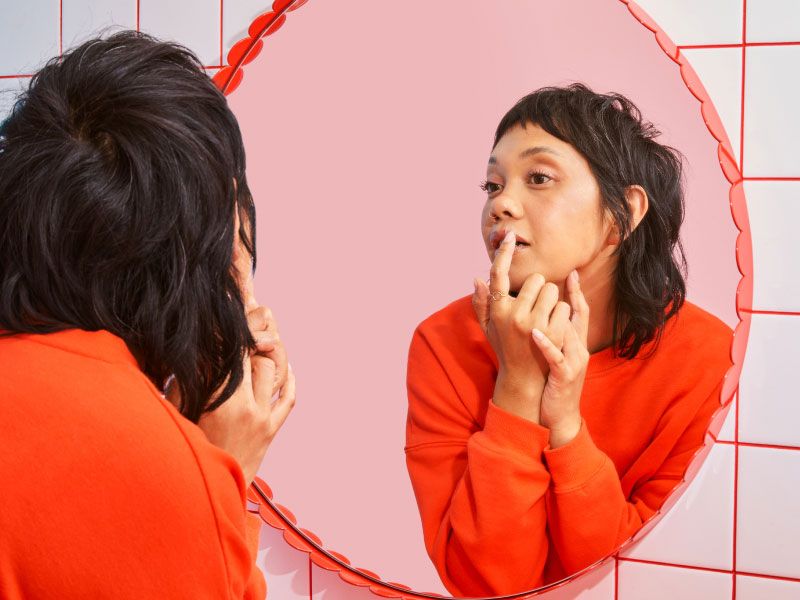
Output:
[1, 0, 797, 598]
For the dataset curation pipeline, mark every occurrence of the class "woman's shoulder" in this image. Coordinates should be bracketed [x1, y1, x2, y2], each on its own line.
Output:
[414, 294, 481, 341]
[658, 300, 734, 357]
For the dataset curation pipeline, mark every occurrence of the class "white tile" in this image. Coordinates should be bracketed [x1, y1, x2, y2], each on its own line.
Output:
[536, 560, 616, 599]
[737, 574, 800, 600]
[743, 46, 800, 177]
[632, 0, 743, 46]
[62, 0, 137, 52]
[223, 0, 270, 60]
[311, 563, 385, 600]
[747, 0, 800, 43]
[620, 444, 735, 570]
[0, 0, 59, 75]
[139, 0, 221, 66]
[0, 77, 28, 124]
[743, 182, 800, 313]
[618, 561, 732, 600]
[716, 392, 736, 442]
[255, 523, 312, 599]
[681, 48, 742, 166]
[737, 446, 800, 578]
[738, 313, 800, 446]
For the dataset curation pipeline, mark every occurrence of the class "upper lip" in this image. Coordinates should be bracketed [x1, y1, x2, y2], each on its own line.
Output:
[489, 228, 530, 250]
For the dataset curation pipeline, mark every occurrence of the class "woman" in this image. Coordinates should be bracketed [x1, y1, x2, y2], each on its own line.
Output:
[405, 84, 733, 597]
[0, 32, 293, 599]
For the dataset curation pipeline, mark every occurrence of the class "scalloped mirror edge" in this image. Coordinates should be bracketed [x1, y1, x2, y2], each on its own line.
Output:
[220, 1, 752, 597]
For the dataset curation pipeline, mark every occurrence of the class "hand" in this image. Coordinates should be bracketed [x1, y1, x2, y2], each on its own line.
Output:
[531, 269, 590, 447]
[472, 230, 569, 422]
[168, 219, 296, 484]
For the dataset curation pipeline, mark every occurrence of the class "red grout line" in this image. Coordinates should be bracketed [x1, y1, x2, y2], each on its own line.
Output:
[739, 308, 800, 316]
[136, 0, 140, 32]
[737, 570, 800, 584]
[618, 556, 732, 576]
[59, 0, 63, 56]
[0, 74, 34, 79]
[743, 176, 800, 181]
[717, 439, 800, 452]
[678, 40, 800, 50]
[308, 555, 313, 599]
[740, 2, 747, 178]
[614, 557, 619, 600]
[219, 0, 224, 68]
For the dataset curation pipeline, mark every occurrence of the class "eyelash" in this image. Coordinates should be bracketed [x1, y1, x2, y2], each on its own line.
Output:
[479, 171, 552, 193]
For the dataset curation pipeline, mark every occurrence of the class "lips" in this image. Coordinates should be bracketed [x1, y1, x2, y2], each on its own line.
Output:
[489, 228, 530, 251]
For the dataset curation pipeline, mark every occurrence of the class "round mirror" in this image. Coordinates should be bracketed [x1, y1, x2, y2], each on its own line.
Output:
[227, 0, 741, 596]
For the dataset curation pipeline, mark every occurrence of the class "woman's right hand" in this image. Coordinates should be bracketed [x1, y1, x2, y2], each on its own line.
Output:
[196, 232, 295, 485]
[472, 230, 571, 422]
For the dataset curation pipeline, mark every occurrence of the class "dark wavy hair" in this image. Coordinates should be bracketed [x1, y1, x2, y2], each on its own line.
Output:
[493, 83, 687, 359]
[0, 31, 257, 423]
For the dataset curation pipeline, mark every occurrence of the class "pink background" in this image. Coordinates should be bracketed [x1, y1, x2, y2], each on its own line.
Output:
[228, 0, 738, 593]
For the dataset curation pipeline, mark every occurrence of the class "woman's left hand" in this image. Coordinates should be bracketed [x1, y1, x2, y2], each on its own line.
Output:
[532, 269, 591, 448]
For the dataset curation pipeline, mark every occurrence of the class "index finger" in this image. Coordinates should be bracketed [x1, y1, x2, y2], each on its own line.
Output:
[566, 269, 589, 346]
[489, 230, 516, 297]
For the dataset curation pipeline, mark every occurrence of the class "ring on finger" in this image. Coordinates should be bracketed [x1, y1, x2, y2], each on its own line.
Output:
[488, 290, 508, 301]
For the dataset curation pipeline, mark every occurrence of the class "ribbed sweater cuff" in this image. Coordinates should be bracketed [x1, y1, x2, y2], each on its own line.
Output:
[543, 420, 608, 492]
[481, 399, 551, 458]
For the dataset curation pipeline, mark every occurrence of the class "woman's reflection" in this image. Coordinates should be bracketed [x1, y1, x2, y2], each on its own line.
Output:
[405, 84, 733, 597]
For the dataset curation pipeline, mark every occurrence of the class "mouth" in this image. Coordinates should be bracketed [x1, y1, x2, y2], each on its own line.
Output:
[489, 228, 531, 251]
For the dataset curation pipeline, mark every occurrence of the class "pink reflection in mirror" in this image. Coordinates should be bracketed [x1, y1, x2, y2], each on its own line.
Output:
[227, 0, 740, 596]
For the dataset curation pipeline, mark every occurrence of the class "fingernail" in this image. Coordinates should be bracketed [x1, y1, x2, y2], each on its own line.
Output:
[473, 278, 479, 293]
[532, 328, 544, 340]
[503, 230, 516, 244]
[571, 269, 580, 283]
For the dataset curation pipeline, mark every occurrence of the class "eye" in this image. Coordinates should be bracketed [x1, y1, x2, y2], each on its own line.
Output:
[528, 171, 552, 185]
[479, 180, 502, 194]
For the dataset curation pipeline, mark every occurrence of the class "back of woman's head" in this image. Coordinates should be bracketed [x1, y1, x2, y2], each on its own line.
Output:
[494, 83, 687, 359]
[0, 31, 256, 422]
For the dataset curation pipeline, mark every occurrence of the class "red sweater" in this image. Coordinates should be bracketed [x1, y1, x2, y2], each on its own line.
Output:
[0, 329, 266, 599]
[405, 296, 732, 597]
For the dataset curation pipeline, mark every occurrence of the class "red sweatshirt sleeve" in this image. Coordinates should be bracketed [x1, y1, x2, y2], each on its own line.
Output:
[405, 327, 552, 597]
[542, 378, 723, 574]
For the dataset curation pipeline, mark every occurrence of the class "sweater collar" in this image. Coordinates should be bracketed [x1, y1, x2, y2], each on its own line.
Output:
[4, 328, 141, 369]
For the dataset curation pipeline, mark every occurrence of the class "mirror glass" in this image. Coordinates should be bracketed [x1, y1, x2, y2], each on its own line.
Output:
[228, 0, 738, 595]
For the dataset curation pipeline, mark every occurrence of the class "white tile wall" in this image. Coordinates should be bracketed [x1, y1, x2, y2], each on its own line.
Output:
[736, 574, 800, 600]
[736, 446, 800, 579]
[738, 313, 800, 447]
[618, 561, 733, 600]
[138, 0, 221, 66]
[223, 0, 271, 59]
[620, 444, 735, 570]
[0, 0, 59, 75]
[537, 561, 616, 599]
[746, 0, 800, 43]
[255, 524, 311, 599]
[681, 48, 742, 166]
[743, 46, 800, 177]
[743, 182, 800, 313]
[633, 0, 743, 46]
[62, 0, 137, 51]
[0, 77, 28, 123]
[717, 392, 737, 443]
[1, 1, 799, 598]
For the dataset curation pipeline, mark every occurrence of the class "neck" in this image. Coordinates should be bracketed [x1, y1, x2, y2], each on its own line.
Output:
[571, 256, 618, 355]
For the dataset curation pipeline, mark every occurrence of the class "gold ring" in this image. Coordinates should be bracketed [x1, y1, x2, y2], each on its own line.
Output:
[488, 290, 508, 301]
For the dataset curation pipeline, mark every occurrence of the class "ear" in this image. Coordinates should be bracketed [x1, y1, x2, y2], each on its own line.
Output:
[625, 184, 649, 233]
[605, 185, 649, 246]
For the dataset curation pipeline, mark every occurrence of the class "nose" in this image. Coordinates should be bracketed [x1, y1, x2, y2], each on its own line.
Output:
[487, 187, 524, 223]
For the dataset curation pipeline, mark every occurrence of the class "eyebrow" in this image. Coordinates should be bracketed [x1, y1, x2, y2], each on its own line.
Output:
[488, 146, 561, 165]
